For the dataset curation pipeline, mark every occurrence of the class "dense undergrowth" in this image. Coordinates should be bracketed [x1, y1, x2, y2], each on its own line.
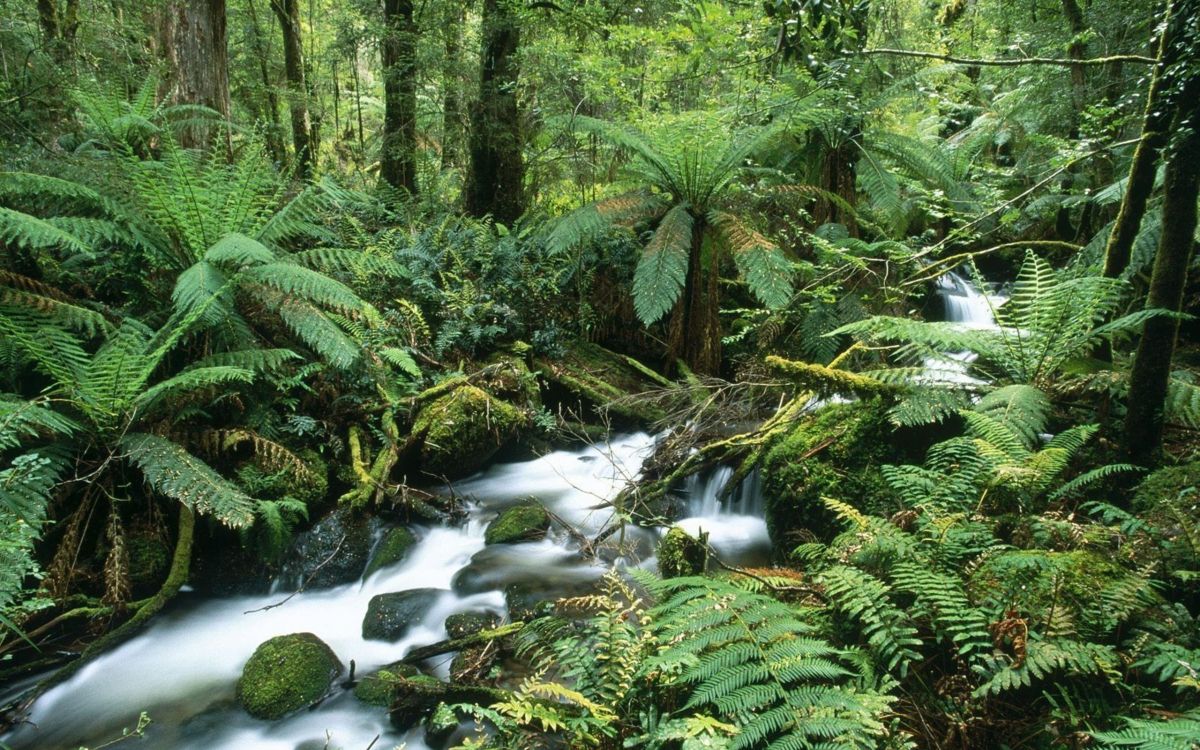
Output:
[2, 0, 1200, 748]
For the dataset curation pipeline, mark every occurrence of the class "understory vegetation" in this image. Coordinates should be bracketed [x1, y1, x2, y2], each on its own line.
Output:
[1, 0, 1199, 748]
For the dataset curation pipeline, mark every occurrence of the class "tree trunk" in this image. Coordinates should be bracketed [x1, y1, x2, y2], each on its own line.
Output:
[1123, 80, 1200, 463]
[441, 3, 465, 170]
[466, 0, 525, 224]
[36, 0, 79, 65]
[1102, 0, 1185, 279]
[380, 0, 419, 194]
[1059, 0, 1088, 132]
[272, 0, 312, 178]
[161, 0, 232, 153]
[668, 217, 721, 375]
[246, 0, 287, 166]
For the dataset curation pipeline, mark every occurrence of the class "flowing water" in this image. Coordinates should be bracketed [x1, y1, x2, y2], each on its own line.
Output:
[2, 433, 768, 750]
[925, 270, 1003, 382]
[1, 271, 995, 750]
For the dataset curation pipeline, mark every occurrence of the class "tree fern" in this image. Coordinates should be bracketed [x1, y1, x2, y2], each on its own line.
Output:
[1091, 712, 1200, 750]
[818, 565, 923, 676]
[121, 432, 256, 528]
[632, 204, 692, 324]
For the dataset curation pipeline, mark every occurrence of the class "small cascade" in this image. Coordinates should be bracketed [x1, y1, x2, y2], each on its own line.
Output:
[673, 467, 770, 565]
[925, 270, 1005, 385]
[935, 271, 1000, 327]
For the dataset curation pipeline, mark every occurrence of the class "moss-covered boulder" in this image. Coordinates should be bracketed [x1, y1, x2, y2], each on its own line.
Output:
[760, 399, 895, 552]
[353, 661, 420, 706]
[425, 702, 461, 750]
[363, 588, 446, 641]
[484, 501, 551, 545]
[657, 527, 708, 578]
[414, 385, 527, 478]
[237, 633, 342, 720]
[363, 527, 419, 579]
[445, 610, 502, 640]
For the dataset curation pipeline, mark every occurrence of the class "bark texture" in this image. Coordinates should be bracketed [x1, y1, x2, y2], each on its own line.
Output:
[1102, 0, 1187, 279]
[380, 0, 419, 193]
[466, 0, 525, 224]
[161, 0, 232, 151]
[272, 0, 312, 178]
[1124, 54, 1200, 463]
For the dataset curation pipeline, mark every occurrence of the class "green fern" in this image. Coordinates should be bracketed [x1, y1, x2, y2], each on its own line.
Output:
[1091, 712, 1200, 750]
[818, 565, 923, 676]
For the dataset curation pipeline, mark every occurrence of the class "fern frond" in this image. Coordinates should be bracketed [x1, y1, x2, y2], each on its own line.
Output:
[121, 432, 256, 527]
[711, 212, 793, 309]
[633, 204, 692, 325]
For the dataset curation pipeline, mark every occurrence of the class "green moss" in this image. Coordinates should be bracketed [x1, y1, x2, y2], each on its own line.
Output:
[484, 501, 551, 545]
[364, 527, 418, 579]
[535, 341, 669, 424]
[657, 527, 707, 578]
[353, 661, 419, 706]
[760, 399, 894, 551]
[425, 702, 460, 747]
[414, 385, 527, 477]
[237, 633, 342, 720]
[126, 531, 170, 594]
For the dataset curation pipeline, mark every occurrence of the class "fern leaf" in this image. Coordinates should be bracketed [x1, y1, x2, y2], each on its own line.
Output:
[633, 204, 692, 325]
[121, 432, 256, 527]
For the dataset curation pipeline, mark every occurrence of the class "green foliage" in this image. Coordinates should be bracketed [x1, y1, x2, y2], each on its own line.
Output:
[1092, 712, 1200, 750]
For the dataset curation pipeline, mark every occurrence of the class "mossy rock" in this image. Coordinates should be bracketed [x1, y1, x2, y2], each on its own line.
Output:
[414, 385, 527, 478]
[363, 527, 419, 579]
[761, 399, 895, 553]
[657, 527, 708, 578]
[353, 661, 420, 706]
[1132, 461, 1200, 514]
[282, 505, 379, 590]
[445, 610, 502, 640]
[484, 501, 550, 545]
[237, 633, 342, 720]
[480, 352, 542, 409]
[425, 702, 461, 749]
[126, 528, 170, 597]
[363, 588, 446, 641]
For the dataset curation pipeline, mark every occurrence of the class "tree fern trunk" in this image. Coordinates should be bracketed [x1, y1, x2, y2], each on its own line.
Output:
[380, 0, 419, 194]
[246, 0, 287, 167]
[1102, 0, 1187, 280]
[669, 216, 721, 375]
[441, 4, 464, 171]
[1124, 80, 1200, 463]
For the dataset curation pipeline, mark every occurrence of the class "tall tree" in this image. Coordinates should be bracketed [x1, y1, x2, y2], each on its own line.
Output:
[466, 0, 525, 224]
[272, 0, 313, 178]
[36, 0, 80, 64]
[1124, 20, 1200, 463]
[245, 0, 287, 166]
[161, 0, 232, 151]
[380, 0, 419, 193]
[1102, 0, 1186, 279]
[441, 3, 465, 170]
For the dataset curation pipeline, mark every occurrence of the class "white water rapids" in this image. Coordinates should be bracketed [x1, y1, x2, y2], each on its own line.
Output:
[2, 433, 768, 750]
[1, 271, 996, 750]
